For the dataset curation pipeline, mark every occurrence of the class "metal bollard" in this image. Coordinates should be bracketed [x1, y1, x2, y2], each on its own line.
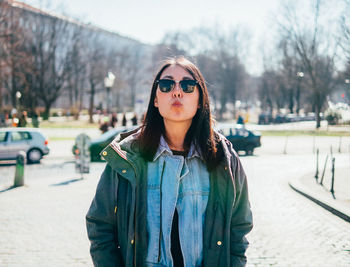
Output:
[314, 148, 319, 182]
[330, 145, 333, 158]
[330, 157, 335, 199]
[319, 154, 328, 186]
[14, 151, 26, 187]
[283, 135, 288, 154]
[338, 136, 342, 153]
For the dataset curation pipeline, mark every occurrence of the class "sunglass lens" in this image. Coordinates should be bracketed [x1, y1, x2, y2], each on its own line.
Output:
[158, 80, 174, 92]
[180, 80, 197, 93]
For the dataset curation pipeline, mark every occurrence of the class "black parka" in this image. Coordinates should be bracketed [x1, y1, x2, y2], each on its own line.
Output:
[86, 131, 253, 267]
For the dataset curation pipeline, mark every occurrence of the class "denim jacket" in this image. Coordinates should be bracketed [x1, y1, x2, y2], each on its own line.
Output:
[146, 136, 209, 266]
[86, 130, 253, 267]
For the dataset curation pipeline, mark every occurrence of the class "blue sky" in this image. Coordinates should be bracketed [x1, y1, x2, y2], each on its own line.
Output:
[21, 0, 280, 45]
[21, 0, 284, 74]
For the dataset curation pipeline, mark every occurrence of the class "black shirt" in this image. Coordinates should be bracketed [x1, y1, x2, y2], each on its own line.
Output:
[170, 150, 186, 267]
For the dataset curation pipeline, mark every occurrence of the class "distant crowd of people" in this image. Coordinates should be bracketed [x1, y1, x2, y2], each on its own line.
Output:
[98, 111, 139, 133]
[0, 108, 141, 132]
[0, 108, 40, 128]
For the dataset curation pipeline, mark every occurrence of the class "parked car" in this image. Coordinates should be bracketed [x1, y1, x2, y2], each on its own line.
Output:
[74, 126, 139, 162]
[258, 112, 273, 125]
[274, 114, 286, 124]
[0, 128, 49, 163]
[217, 124, 261, 155]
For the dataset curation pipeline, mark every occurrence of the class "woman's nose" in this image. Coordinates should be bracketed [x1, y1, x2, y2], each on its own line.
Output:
[172, 82, 183, 98]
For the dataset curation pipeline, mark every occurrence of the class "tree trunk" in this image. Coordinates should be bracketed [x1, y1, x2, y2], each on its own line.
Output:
[296, 80, 301, 115]
[315, 108, 321, 128]
[89, 83, 95, 123]
[288, 87, 294, 113]
[43, 104, 51, 120]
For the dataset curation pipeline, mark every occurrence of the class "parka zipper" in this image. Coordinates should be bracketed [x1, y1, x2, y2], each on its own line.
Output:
[158, 160, 166, 263]
[109, 142, 139, 267]
[130, 161, 137, 267]
[209, 202, 219, 244]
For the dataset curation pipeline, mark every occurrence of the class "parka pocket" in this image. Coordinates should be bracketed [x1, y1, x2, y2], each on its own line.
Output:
[203, 247, 223, 266]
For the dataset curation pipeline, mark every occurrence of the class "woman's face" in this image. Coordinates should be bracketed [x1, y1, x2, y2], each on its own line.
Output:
[154, 65, 200, 125]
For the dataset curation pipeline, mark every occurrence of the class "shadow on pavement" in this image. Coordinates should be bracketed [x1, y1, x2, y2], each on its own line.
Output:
[0, 185, 16, 193]
[50, 177, 84, 186]
[237, 154, 259, 158]
[0, 162, 16, 167]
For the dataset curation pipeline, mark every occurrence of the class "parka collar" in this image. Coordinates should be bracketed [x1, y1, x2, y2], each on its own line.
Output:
[99, 131, 141, 185]
[152, 135, 202, 162]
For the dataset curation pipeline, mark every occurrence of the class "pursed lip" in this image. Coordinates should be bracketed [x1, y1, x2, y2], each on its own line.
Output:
[172, 100, 183, 107]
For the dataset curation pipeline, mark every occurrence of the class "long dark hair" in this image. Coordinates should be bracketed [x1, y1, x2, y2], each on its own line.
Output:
[139, 57, 222, 170]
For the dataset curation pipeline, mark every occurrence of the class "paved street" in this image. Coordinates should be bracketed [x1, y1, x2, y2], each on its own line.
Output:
[0, 136, 350, 266]
[243, 153, 350, 266]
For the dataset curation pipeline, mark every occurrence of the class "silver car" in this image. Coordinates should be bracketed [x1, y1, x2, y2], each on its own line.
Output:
[0, 128, 50, 163]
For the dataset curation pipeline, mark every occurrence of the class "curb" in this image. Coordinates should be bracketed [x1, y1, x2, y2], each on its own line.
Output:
[289, 179, 350, 223]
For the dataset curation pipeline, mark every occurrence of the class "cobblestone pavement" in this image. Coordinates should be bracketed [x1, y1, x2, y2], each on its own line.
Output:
[0, 161, 104, 267]
[0, 137, 349, 266]
[243, 152, 350, 267]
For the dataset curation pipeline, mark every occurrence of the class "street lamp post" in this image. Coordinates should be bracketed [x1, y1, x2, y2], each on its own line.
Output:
[104, 72, 115, 114]
[296, 71, 304, 115]
[15, 91, 22, 112]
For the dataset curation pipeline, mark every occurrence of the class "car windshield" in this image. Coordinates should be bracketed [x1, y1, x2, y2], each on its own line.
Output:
[0, 131, 7, 142]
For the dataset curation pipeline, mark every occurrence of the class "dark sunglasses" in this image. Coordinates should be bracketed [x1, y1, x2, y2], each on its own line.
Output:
[156, 79, 198, 93]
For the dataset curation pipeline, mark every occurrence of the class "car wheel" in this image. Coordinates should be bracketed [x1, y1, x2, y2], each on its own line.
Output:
[27, 148, 42, 164]
[245, 145, 254, 156]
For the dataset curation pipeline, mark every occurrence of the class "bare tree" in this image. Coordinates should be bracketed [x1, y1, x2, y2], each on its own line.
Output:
[84, 36, 108, 123]
[25, 11, 77, 119]
[258, 69, 282, 112]
[278, 0, 339, 128]
[159, 25, 250, 119]
[339, 0, 350, 99]
[340, 0, 350, 64]
[0, 1, 32, 112]
[65, 25, 86, 112]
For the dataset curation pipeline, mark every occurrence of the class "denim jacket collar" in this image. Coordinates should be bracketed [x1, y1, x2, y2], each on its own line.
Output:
[152, 135, 202, 162]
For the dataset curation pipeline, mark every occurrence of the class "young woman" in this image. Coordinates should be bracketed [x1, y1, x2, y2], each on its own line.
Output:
[86, 57, 253, 267]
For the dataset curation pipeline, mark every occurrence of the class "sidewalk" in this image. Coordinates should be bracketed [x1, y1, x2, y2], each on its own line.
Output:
[0, 162, 105, 266]
[289, 167, 350, 222]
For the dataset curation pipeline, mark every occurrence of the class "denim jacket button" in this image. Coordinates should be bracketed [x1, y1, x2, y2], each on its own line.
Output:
[102, 151, 107, 156]
[131, 239, 134, 244]
[217, 241, 222, 246]
[224, 166, 228, 170]
[122, 169, 126, 173]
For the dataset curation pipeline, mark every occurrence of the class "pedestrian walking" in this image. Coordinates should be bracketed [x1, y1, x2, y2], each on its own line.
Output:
[122, 113, 127, 126]
[110, 112, 118, 128]
[32, 110, 40, 128]
[18, 111, 28, 127]
[237, 114, 244, 125]
[86, 57, 253, 267]
[131, 112, 138, 125]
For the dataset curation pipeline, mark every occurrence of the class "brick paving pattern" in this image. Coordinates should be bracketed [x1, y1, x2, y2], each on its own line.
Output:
[0, 136, 349, 266]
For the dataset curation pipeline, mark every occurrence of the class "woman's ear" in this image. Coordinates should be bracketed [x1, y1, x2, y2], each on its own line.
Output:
[154, 97, 158, 107]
